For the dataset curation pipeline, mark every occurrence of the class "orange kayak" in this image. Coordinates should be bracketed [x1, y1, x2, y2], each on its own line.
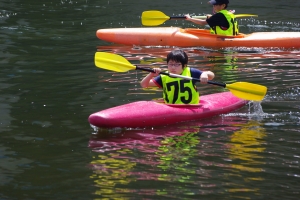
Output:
[96, 27, 300, 48]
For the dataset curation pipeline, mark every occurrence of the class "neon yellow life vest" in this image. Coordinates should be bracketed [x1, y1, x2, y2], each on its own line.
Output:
[210, 10, 239, 36]
[161, 67, 199, 104]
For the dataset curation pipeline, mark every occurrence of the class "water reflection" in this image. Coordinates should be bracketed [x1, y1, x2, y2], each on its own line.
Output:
[88, 123, 201, 198]
[88, 108, 271, 198]
[229, 121, 266, 170]
[90, 149, 136, 198]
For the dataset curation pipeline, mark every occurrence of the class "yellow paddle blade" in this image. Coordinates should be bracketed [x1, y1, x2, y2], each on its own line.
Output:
[235, 14, 258, 18]
[141, 10, 170, 26]
[94, 52, 136, 72]
[193, 14, 258, 19]
[226, 82, 267, 101]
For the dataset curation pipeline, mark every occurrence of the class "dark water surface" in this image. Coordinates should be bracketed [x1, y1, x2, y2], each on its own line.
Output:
[1, 0, 300, 199]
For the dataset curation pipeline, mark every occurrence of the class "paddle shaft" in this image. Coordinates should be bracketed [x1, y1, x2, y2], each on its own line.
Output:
[161, 15, 257, 20]
[136, 66, 226, 88]
[163, 16, 207, 20]
[169, 16, 187, 20]
[141, 11, 258, 26]
[94, 52, 267, 101]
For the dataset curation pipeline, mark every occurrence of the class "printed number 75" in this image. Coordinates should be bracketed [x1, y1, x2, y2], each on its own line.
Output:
[166, 80, 193, 104]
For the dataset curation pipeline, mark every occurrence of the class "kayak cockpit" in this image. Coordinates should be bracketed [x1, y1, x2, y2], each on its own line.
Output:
[183, 28, 246, 38]
[152, 98, 207, 108]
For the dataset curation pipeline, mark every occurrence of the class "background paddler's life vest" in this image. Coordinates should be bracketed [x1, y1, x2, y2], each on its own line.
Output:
[210, 10, 239, 36]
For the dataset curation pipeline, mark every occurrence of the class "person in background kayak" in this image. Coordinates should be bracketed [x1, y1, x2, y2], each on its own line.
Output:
[185, 0, 239, 36]
[140, 49, 215, 104]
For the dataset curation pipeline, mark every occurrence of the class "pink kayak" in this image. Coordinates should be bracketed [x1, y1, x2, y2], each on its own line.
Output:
[88, 92, 248, 128]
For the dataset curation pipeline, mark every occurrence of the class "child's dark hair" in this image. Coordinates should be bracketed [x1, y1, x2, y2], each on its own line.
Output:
[167, 49, 188, 68]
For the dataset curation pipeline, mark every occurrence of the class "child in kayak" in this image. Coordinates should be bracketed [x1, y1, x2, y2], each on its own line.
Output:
[140, 49, 215, 104]
[185, 0, 239, 36]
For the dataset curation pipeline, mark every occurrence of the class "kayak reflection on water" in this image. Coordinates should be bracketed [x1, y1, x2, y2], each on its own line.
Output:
[88, 115, 266, 198]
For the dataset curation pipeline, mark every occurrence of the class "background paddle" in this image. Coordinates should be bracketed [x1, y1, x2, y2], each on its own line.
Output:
[142, 10, 258, 26]
[95, 52, 267, 101]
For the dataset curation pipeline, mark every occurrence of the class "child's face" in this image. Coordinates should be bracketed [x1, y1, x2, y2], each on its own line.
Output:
[167, 60, 184, 74]
[213, 4, 225, 12]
